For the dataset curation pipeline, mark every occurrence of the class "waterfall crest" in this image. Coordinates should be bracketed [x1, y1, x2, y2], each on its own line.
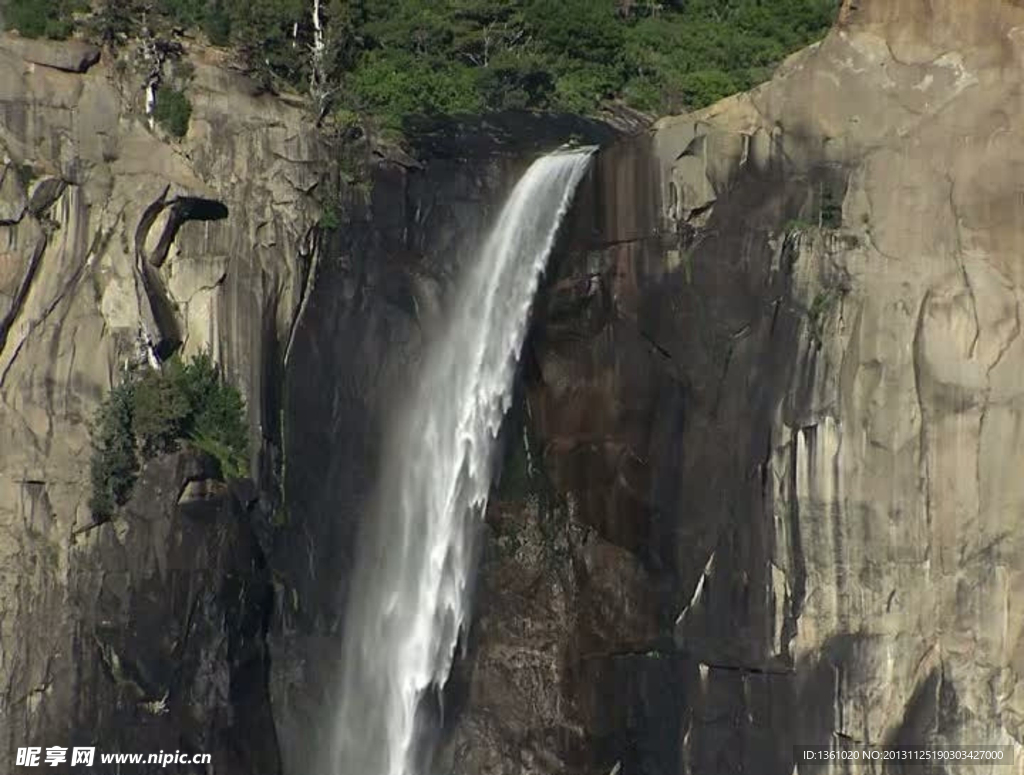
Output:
[324, 148, 595, 775]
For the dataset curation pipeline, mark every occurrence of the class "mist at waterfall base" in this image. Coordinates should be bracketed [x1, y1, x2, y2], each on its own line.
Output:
[321, 148, 595, 775]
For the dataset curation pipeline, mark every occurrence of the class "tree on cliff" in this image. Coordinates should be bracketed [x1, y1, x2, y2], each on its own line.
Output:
[2, 0, 839, 123]
[2, 0, 85, 39]
[89, 353, 249, 520]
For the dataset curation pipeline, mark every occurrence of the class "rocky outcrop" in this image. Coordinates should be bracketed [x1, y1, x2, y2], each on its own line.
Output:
[2, 37, 100, 73]
[6, 1, 1023, 773]
[271, 114, 618, 774]
[0, 33, 320, 771]
[71, 451, 279, 774]
[436, 1, 1024, 773]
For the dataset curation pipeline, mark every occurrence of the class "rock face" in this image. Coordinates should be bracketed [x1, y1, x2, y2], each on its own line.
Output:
[71, 451, 279, 774]
[0, 33, 320, 771]
[6, 1, 1024, 773]
[271, 113, 617, 774]
[435, 1, 1024, 773]
[1, 37, 99, 73]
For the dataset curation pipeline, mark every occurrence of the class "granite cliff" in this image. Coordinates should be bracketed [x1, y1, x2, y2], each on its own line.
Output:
[0, 32, 321, 772]
[3, 1, 1024, 774]
[438, 1, 1024, 772]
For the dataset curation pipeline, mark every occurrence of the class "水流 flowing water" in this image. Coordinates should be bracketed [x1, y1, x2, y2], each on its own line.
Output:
[323, 149, 595, 775]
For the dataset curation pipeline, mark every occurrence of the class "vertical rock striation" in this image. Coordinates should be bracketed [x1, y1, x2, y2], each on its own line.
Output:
[441, 1, 1024, 773]
[5, 2, 1022, 773]
[0, 34, 321, 771]
[273, 114, 616, 774]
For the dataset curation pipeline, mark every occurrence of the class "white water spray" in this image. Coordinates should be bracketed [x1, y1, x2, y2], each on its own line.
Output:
[323, 148, 595, 775]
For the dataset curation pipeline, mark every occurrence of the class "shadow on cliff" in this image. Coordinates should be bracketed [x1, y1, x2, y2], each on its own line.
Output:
[430, 121, 868, 775]
[69, 452, 281, 775]
[403, 110, 625, 160]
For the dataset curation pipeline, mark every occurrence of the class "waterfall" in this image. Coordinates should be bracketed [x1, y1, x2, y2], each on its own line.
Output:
[323, 148, 595, 775]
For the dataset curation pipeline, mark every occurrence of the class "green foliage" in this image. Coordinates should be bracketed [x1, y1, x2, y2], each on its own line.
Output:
[807, 281, 848, 346]
[615, 0, 836, 111]
[14, 162, 38, 188]
[148, 0, 233, 45]
[203, 1, 232, 45]
[524, 0, 624, 66]
[177, 352, 250, 477]
[339, 0, 837, 123]
[620, 76, 661, 113]
[143, 0, 836, 122]
[21, 0, 837, 126]
[88, 353, 250, 519]
[348, 49, 484, 128]
[2, 0, 85, 39]
[153, 85, 192, 138]
[224, 0, 308, 86]
[820, 185, 843, 228]
[89, 383, 139, 520]
[191, 433, 249, 479]
[132, 366, 192, 456]
[784, 218, 816, 233]
[91, 0, 140, 44]
[159, 0, 208, 28]
[475, 51, 553, 111]
[319, 202, 341, 230]
[551, 64, 620, 115]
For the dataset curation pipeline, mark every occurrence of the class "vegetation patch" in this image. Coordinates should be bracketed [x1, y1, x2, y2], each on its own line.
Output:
[331, 0, 840, 125]
[14, 161, 38, 189]
[317, 187, 343, 230]
[89, 352, 249, 520]
[820, 185, 843, 229]
[153, 85, 192, 138]
[807, 280, 849, 347]
[784, 218, 816, 234]
[23, 0, 838, 131]
[2, 0, 85, 39]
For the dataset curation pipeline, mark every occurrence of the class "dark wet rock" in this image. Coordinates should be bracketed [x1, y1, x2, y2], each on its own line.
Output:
[6, 2, 1024, 774]
[0, 31, 320, 774]
[403, 110, 624, 161]
[69, 451, 280, 775]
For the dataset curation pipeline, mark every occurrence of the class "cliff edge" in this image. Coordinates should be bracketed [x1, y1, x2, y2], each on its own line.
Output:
[438, 1, 1024, 772]
[0, 33, 320, 772]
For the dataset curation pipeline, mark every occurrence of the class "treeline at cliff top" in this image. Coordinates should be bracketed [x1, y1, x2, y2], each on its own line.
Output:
[4, 0, 839, 125]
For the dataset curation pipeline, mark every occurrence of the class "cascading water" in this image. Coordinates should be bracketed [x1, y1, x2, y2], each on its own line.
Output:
[323, 148, 595, 775]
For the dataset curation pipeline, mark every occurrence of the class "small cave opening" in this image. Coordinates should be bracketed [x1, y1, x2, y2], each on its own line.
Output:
[174, 197, 229, 222]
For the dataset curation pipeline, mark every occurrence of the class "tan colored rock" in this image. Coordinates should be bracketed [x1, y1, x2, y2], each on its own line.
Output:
[1, 36, 100, 73]
[0, 33, 322, 769]
[452, 2, 1024, 773]
[0, 163, 26, 223]
[645, 0, 1024, 767]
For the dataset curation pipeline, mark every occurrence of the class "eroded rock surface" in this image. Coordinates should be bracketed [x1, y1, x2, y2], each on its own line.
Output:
[0, 33, 320, 771]
[271, 116, 619, 773]
[72, 451, 279, 774]
[7, 1, 1024, 773]
[439, 1, 1024, 773]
